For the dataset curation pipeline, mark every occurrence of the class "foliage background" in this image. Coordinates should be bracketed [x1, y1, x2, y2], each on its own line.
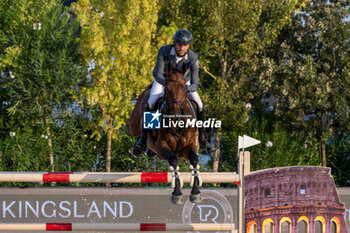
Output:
[0, 0, 349, 187]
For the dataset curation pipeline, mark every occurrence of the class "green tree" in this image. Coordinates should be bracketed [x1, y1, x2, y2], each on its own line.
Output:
[74, 0, 158, 172]
[1, 0, 83, 171]
[158, 0, 307, 171]
[245, 108, 320, 170]
[256, 0, 350, 166]
[328, 132, 350, 186]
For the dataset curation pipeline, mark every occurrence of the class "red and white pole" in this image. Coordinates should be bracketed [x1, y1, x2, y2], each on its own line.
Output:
[0, 172, 240, 184]
[0, 223, 235, 231]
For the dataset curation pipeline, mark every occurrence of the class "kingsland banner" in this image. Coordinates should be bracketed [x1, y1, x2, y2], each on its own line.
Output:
[0, 188, 235, 233]
[0, 188, 349, 233]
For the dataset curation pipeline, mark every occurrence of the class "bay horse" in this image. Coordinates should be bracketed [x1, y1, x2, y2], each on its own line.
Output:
[129, 64, 202, 205]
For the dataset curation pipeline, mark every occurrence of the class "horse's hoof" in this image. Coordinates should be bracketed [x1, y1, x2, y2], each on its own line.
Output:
[190, 193, 202, 203]
[171, 195, 184, 205]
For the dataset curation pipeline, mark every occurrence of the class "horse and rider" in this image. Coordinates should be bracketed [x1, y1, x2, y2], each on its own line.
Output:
[129, 29, 217, 204]
[133, 29, 216, 154]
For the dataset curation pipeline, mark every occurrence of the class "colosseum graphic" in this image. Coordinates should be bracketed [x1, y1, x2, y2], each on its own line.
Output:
[244, 166, 348, 233]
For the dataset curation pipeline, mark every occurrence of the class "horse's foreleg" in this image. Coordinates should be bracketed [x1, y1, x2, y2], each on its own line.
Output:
[170, 165, 184, 189]
[168, 157, 184, 205]
[188, 148, 202, 203]
[159, 148, 184, 205]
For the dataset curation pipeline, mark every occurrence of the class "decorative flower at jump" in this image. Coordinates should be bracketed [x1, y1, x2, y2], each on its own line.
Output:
[9, 71, 15, 79]
[9, 132, 16, 137]
[33, 22, 42, 30]
[245, 103, 252, 110]
[265, 141, 273, 147]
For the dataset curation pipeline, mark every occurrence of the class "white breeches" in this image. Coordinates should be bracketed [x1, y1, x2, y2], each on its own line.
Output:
[148, 79, 203, 111]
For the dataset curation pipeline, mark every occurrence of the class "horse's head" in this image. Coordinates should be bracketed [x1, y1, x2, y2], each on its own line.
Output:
[164, 64, 187, 115]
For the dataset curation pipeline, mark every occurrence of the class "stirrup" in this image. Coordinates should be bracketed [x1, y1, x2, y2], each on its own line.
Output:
[133, 137, 147, 156]
[146, 147, 156, 157]
[134, 137, 146, 150]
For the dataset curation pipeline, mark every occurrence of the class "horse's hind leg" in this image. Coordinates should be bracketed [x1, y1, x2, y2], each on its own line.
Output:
[188, 148, 202, 203]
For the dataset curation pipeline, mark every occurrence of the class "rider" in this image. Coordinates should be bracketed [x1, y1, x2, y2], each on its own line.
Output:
[133, 29, 216, 154]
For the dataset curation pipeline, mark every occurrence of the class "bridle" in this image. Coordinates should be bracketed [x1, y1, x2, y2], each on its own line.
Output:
[163, 76, 188, 111]
[162, 76, 190, 141]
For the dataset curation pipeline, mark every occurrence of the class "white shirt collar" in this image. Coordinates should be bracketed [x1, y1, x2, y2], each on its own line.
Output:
[170, 47, 188, 60]
[170, 47, 176, 55]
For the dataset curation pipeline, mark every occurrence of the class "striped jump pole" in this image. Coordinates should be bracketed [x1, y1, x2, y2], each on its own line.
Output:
[0, 223, 235, 231]
[0, 172, 240, 184]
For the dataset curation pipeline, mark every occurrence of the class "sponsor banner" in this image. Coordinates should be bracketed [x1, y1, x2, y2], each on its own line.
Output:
[0, 188, 349, 233]
[0, 188, 236, 233]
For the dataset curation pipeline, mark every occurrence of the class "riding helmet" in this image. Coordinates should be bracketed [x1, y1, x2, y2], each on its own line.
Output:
[173, 29, 192, 45]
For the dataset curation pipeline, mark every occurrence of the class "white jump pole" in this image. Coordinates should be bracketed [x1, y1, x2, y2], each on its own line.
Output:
[0, 172, 240, 184]
[0, 223, 235, 231]
[237, 135, 261, 233]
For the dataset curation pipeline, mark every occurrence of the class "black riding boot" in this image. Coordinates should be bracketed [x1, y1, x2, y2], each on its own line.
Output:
[133, 105, 151, 155]
[198, 109, 217, 153]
